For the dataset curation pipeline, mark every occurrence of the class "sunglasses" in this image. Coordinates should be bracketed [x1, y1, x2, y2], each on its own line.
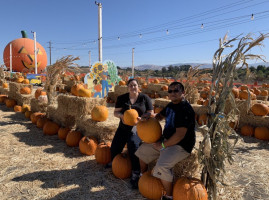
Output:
[168, 89, 180, 94]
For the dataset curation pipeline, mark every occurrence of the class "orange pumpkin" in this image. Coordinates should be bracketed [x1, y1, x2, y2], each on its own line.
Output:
[20, 87, 31, 94]
[66, 131, 82, 147]
[260, 90, 268, 96]
[137, 118, 162, 143]
[240, 125, 254, 136]
[198, 114, 207, 126]
[35, 88, 43, 99]
[30, 112, 44, 124]
[36, 116, 49, 129]
[112, 153, 132, 179]
[0, 95, 8, 103]
[25, 111, 32, 119]
[142, 83, 148, 89]
[77, 88, 92, 98]
[153, 79, 160, 84]
[79, 136, 98, 156]
[95, 142, 112, 165]
[71, 84, 84, 96]
[5, 99, 16, 108]
[22, 79, 30, 84]
[21, 104, 31, 113]
[43, 121, 60, 135]
[14, 105, 22, 112]
[253, 88, 261, 95]
[251, 103, 269, 116]
[173, 177, 208, 200]
[161, 85, 168, 91]
[123, 108, 139, 126]
[2, 83, 8, 88]
[240, 85, 248, 91]
[3, 37, 47, 73]
[138, 171, 164, 200]
[254, 127, 269, 141]
[232, 88, 239, 98]
[58, 127, 71, 140]
[91, 105, 109, 122]
[119, 80, 126, 86]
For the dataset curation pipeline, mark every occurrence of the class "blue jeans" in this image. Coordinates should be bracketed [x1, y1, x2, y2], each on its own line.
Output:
[101, 80, 109, 98]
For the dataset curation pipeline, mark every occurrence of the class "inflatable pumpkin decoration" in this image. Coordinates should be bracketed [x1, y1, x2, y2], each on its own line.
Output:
[3, 31, 47, 73]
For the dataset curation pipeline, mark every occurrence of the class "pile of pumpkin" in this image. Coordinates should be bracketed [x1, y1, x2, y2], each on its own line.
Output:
[70, 83, 92, 97]
[232, 85, 269, 100]
[1, 93, 209, 199]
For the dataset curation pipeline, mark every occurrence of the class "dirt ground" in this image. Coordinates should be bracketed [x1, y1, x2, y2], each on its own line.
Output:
[0, 104, 268, 200]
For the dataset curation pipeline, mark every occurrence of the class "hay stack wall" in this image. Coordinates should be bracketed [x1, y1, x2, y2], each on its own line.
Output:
[8, 82, 34, 105]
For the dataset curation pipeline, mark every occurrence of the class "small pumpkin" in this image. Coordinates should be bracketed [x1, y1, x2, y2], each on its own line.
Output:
[5, 99, 17, 108]
[260, 90, 269, 96]
[71, 84, 84, 96]
[119, 80, 126, 86]
[0, 95, 8, 103]
[232, 88, 239, 98]
[22, 79, 30, 84]
[21, 104, 31, 113]
[137, 118, 162, 143]
[77, 88, 91, 97]
[254, 127, 269, 141]
[35, 88, 43, 99]
[251, 103, 269, 116]
[14, 105, 22, 112]
[66, 131, 82, 147]
[138, 171, 164, 200]
[112, 153, 132, 179]
[58, 127, 71, 140]
[25, 111, 32, 118]
[123, 108, 139, 126]
[36, 116, 49, 129]
[79, 136, 98, 156]
[95, 142, 111, 165]
[240, 125, 254, 136]
[173, 177, 208, 200]
[2, 82, 8, 88]
[30, 112, 44, 124]
[91, 105, 109, 122]
[240, 85, 248, 91]
[43, 121, 60, 135]
[161, 85, 168, 91]
[153, 79, 160, 84]
[20, 87, 31, 94]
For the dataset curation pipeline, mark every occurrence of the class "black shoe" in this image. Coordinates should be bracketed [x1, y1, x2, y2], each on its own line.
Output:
[130, 177, 139, 189]
[104, 162, 112, 169]
[161, 196, 173, 200]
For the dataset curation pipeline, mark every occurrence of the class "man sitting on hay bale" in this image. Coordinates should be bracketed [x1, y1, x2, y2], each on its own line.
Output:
[135, 82, 196, 200]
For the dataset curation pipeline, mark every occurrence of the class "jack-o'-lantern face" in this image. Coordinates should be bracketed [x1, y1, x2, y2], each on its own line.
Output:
[3, 38, 47, 73]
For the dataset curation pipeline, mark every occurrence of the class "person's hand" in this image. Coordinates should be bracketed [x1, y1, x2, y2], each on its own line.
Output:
[140, 112, 151, 121]
[153, 142, 162, 151]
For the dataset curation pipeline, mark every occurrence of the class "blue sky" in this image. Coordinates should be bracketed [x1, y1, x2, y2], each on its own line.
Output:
[1, 0, 269, 68]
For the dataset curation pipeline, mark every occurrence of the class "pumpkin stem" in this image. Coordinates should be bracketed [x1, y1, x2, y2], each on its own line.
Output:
[85, 137, 91, 142]
[21, 30, 28, 38]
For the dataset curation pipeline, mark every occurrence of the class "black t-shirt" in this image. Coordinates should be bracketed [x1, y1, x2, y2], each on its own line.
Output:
[115, 93, 153, 130]
[160, 100, 196, 153]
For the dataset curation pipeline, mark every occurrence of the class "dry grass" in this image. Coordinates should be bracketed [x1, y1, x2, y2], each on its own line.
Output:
[0, 104, 269, 199]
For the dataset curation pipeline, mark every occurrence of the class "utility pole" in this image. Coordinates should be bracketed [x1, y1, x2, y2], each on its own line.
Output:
[31, 31, 37, 74]
[95, 1, 102, 63]
[10, 43, 12, 74]
[48, 41, 52, 66]
[132, 48, 135, 78]
[88, 50, 91, 68]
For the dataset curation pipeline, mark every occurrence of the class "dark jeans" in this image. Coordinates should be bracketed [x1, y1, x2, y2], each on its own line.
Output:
[111, 126, 141, 171]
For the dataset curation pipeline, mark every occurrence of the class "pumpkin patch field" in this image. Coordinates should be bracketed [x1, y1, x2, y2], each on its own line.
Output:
[0, 104, 268, 200]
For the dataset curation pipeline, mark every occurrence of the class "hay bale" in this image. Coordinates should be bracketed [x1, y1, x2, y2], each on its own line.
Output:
[0, 87, 9, 95]
[77, 111, 119, 141]
[16, 94, 33, 106]
[256, 95, 268, 101]
[30, 98, 48, 113]
[192, 104, 208, 115]
[154, 98, 170, 108]
[147, 83, 166, 92]
[9, 82, 33, 93]
[57, 94, 106, 117]
[107, 91, 117, 102]
[239, 112, 269, 128]
[187, 92, 200, 104]
[47, 105, 76, 127]
[158, 90, 168, 97]
[114, 85, 128, 95]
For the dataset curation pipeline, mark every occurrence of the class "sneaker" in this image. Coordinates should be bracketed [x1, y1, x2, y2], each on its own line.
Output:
[161, 196, 173, 200]
[104, 162, 112, 169]
[130, 171, 140, 189]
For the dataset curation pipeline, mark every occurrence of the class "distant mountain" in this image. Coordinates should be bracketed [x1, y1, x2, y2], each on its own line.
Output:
[124, 62, 269, 70]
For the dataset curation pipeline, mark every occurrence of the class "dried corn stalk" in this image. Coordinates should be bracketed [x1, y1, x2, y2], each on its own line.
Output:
[198, 33, 268, 200]
[44, 55, 80, 105]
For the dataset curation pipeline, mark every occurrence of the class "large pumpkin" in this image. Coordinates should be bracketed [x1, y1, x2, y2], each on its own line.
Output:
[91, 105, 109, 122]
[79, 136, 98, 156]
[251, 103, 269, 116]
[137, 118, 162, 143]
[254, 127, 269, 141]
[240, 125, 254, 136]
[66, 131, 82, 147]
[138, 171, 164, 200]
[112, 153, 132, 179]
[3, 37, 47, 73]
[173, 177, 208, 200]
[71, 84, 84, 96]
[95, 142, 111, 165]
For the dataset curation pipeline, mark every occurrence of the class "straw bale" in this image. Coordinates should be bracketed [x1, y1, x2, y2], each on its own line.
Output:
[147, 83, 166, 92]
[107, 91, 117, 102]
[158, 90, 168, 97]
[154, 98, 170, 108]
[9, 82, 33, 93]
[224, 99, 250, 116]
[239, 112, 269, 128]
[30, 98, 48, 113]
[256, 95, 268, 101]
[57, 94, 106, 117]
[16, 94, 33, 106]
[137, 78, 146, 85]
[114, 85, 128, 95]
[0, 87, 9, 95]
[191, 104, 208, 115]
[188, 92, 200, 104]
[47, 105, 76, 127]
[77, 109, 119, 141]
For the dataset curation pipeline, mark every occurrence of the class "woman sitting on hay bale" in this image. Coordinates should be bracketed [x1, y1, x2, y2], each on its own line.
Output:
[107, 78, 154, 189]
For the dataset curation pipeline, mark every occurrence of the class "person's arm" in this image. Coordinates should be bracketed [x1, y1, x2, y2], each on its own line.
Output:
[153, 127, 187, 150]
[114, 107, 124, 120]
